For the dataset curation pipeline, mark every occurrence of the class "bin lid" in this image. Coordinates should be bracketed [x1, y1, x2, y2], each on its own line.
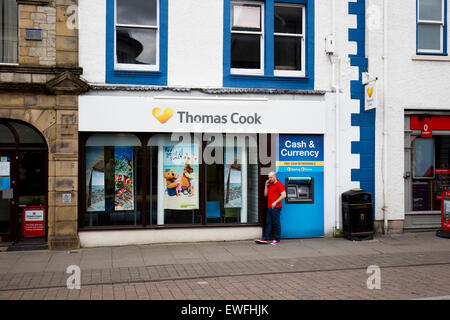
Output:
[342, 189, 372, 203]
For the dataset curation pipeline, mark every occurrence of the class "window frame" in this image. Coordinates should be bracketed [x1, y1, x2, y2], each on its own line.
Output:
[273, 2, 306, 77]
[230, 1, 265, 75]
[0, 0, 18, 65]
[416, 0, 448, 55]
[105, 0, 168, 85]
[223, 0, 314, 90]
[113, 0, 160, 72]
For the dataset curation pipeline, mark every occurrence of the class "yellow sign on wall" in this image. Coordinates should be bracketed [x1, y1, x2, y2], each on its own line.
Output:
[365, 82, 377, 111]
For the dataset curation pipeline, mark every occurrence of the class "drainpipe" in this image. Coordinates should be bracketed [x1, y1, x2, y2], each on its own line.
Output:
[329, 0, 341, 235]
[382, 0, 389, 234]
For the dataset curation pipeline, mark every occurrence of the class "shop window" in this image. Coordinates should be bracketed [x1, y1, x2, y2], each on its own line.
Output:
[411, 136, 450, 211]
[81, 132, 262, 229]
[417, 0, 447, 55]
[84, 134, 143, 227]
[148, 133, 202, 225]
[0, 0, 18, 64]
[413, 138, 435, 179]
[0, 123, 14, 146]
[205, 134, 259, 224]
[18, 151, 46, 207]
[9, 122, 45, 146]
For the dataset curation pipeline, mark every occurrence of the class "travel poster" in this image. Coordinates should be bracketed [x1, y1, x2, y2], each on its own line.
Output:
[114, 146, 134, 211]
[224, 148, 242, 208]
[163, 145, 199, 210]
[86, 147, 105, 211]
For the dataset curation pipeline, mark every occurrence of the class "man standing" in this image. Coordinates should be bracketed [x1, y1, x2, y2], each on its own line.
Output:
[256, 171, 286, 245]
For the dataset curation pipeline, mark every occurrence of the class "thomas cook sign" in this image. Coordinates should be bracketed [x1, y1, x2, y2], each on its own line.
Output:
[79, 95, 327, 134]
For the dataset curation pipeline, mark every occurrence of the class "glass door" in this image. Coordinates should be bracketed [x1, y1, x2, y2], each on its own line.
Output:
[0, 152, 17, 242]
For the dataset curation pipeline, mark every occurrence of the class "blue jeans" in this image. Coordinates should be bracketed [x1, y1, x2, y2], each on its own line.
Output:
[262, 207, 281, 241]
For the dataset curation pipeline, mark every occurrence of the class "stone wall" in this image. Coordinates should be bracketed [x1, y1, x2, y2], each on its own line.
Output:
[18, 0, 78, 67]
[0, 0, 85, 249]
[0, 93, 80, 249]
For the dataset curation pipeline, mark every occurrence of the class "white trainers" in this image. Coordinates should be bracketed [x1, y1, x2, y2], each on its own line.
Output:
[270, 240, 280, 245]
[255, 239, 268, 244]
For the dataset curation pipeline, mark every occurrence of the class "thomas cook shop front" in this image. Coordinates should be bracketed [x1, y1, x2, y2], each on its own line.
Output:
[78, 92, 329, 247]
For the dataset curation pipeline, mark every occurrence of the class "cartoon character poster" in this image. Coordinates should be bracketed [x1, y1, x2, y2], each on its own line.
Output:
[86, 147, 105, 211]
[163, 145, 199, 210]
[224, 148, 242, 208]
[114, 146, 134, 211]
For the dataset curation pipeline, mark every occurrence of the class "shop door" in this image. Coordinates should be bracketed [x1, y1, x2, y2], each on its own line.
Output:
[0, 152, 17, 242]
[1, 120, 48, 244]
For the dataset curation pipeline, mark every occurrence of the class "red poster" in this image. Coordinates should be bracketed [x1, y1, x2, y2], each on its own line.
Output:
[22, 207, 45, 238]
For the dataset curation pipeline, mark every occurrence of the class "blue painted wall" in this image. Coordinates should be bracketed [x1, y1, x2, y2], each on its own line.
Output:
[348, 0, 375, 202]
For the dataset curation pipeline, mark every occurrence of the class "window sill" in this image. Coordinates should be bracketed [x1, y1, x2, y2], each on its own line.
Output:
[112, 70, 162, 78]
[224, 73, 313, 90]
[79, 223, 262, 231]
[106, 70, 167, 85]
[412, 54, 450, 62]
[230, 73, 309, 80]
[405, 211, 441, 215]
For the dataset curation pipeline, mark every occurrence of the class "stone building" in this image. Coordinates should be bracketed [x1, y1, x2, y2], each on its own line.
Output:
[0, 0, 87, 250]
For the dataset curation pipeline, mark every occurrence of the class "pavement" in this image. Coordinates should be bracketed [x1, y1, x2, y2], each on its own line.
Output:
[0, 231, 450, 300]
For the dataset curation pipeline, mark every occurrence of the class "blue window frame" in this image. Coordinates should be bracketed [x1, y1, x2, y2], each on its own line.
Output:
[106, 0, 168, 85]
[416, 0, 448, 55]
[223, 0, 314, 89]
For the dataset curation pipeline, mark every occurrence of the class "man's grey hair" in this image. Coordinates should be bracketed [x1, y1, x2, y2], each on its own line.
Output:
[268, 171, 277, 177]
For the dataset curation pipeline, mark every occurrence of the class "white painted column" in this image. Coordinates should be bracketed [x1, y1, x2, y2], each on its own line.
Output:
[241, 146, 248, 223]
[157, 145, 164, 225]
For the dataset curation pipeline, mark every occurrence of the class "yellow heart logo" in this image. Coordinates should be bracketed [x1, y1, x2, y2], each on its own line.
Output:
[367, 87, 374, 98]
[152, 107, 174, 124]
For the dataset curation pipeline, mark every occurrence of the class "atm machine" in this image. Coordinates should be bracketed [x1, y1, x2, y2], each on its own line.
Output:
[285, 177, 314, 204]
[276, 134, 324, 238]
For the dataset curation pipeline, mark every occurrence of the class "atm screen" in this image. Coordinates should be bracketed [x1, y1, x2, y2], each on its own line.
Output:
[287, 187, 297, 197]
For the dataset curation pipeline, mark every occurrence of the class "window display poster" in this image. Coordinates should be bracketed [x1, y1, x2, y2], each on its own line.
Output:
[86, 147, 105, 211]
[0, 177, 10, 190]
[444, 198, 450, 225]
[0, 161, 10, 176]
[436, 169, 450, 200]
[163, 145, 199, 210]
[412, 183, 429, 211]
[115, 146, 134, 211]
[225, 148, 242, 208]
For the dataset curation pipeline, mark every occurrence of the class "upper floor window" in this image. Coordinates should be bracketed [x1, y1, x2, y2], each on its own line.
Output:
[115, 0, 159, 71]
[0, 0, 18, 64]
[230, 1, 305, 77]
[224, 0, 314, 90]
[231, 2, 264, 74]
[273, 3, 305, 76]
[417, 0, 447, 54]
[106, 0, 168, 85]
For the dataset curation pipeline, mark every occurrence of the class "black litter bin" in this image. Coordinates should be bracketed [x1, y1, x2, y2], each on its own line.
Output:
[342, 189, 374, 241]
